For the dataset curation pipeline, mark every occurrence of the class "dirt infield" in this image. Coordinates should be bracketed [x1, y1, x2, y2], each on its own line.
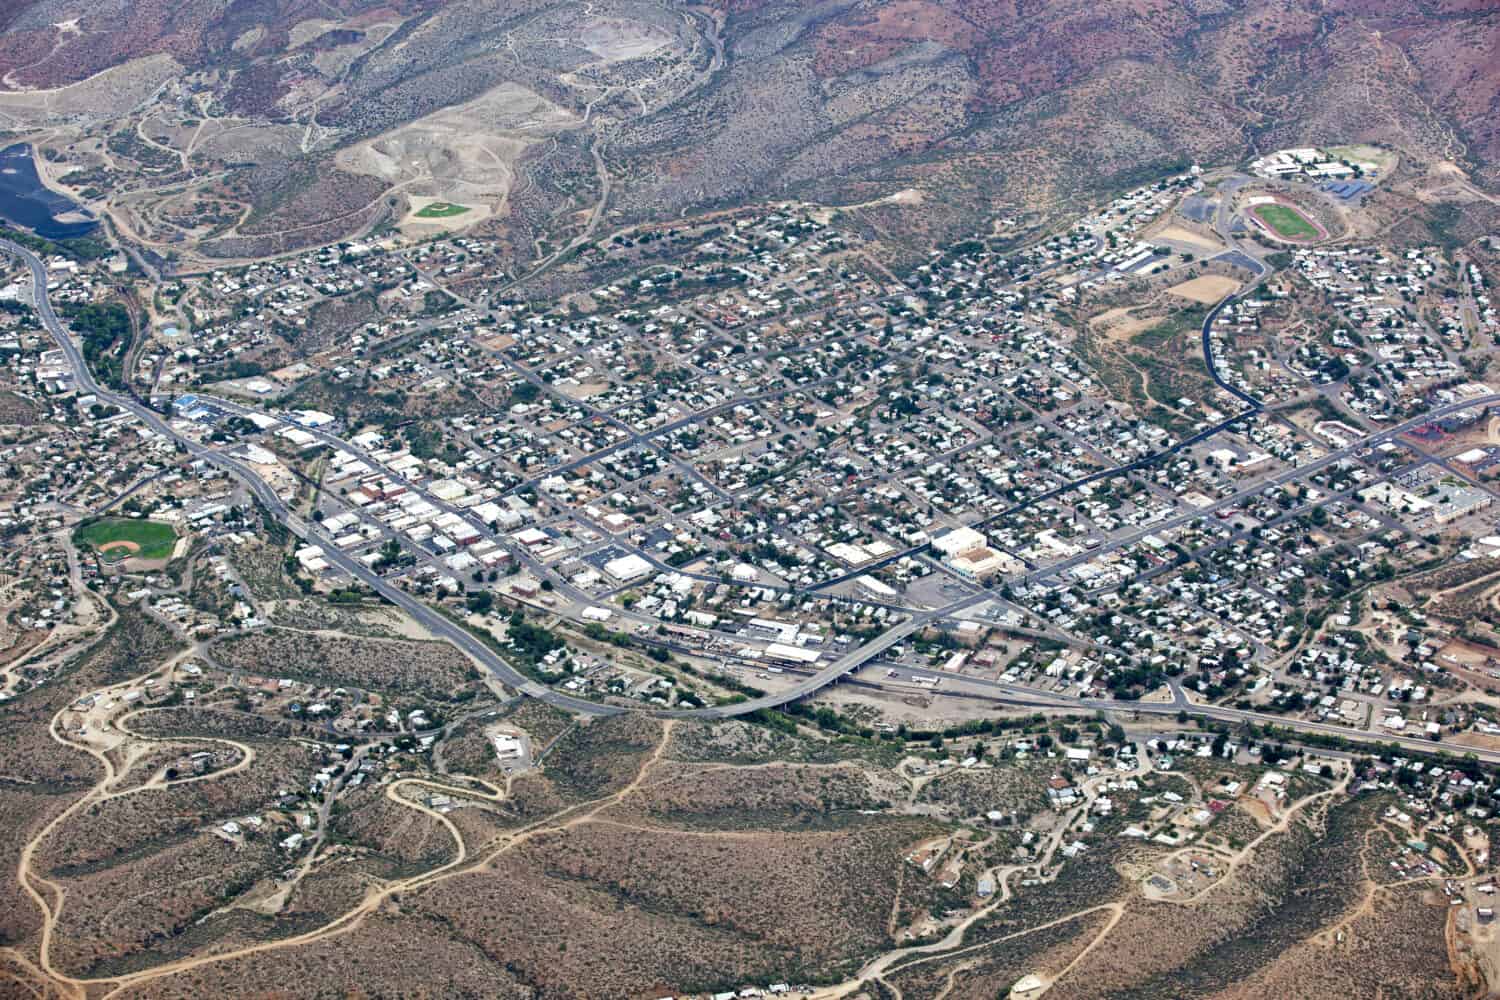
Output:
[1167, 275, 1240, 304]
[96, 540, 141, 555]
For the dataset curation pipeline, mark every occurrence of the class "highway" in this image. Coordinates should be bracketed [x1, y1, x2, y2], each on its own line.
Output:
[674, 380, 1500, 722]
[16, 238, 1500, 766]
[861, 662, 1500, 765]
[4, 238, 621, 719]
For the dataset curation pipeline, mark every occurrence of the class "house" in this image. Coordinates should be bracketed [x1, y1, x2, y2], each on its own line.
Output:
[1046, 774, 1078, 807]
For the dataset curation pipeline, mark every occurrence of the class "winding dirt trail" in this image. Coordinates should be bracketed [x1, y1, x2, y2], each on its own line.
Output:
[1164, 775, 1349, 907]
[810, 758, 1352, 999]
[7, 646, 267, 992]
[11, 719, 678, 998]
[12, 711, 1366, 1000]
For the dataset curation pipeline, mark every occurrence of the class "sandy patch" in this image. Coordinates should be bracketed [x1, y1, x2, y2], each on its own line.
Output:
[556, 380, 610, 400]
[380, 609, 437, 641]
[338, 81, 579, 235]
[1168, 275, 1240, 304]
[232, 27, 265, 51]
[311, 22, 399, 77]
[577, 18, 675, 61]
[1437, 636, 1500, 665]
[1239, 796, 1274, 828]
[477, 333, 516, 351]
[1326, 144, 1397, 175]
[1137, 683, 1179, 704]
[195, 122, 304, 164]
[1448, 732, 1500, 752]
[1090, 306, 1166, 343]
[854, 187, 923, 209]
[270, 361, 317, 383]
[289, 18, 339, 48]
[1152, 224, 1225, 254]
[815, 187, 924, 222]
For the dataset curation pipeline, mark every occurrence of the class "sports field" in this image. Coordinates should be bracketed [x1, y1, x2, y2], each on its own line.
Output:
[1251, 203, 1321, 241]
[73, 518, 179, 562]
[415, 202, 471, 219]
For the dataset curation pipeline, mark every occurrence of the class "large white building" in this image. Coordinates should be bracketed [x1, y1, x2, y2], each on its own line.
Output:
[932, 526, 1021, 580]
[603, 552, 653, 583]
[932, 526, 987, 558]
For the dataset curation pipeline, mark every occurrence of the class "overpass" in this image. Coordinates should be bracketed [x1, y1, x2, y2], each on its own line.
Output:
[13, 239, 1500, 767]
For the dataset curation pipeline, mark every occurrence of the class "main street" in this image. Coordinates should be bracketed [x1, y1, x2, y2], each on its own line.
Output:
[16, 238, 1500, 767]
[3, 238, 620, 719]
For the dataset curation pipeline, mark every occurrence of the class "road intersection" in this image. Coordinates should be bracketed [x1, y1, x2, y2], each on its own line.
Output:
[15, 236, 1500, 766]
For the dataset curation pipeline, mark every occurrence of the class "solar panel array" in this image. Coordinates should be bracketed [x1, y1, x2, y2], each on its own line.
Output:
[1317, 180, 1373, 200]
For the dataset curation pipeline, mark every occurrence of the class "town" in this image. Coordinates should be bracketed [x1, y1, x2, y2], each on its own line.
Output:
[4, 143, 1500, 998]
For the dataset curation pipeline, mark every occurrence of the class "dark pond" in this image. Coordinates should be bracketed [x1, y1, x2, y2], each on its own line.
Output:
[0, 143, 97, 239]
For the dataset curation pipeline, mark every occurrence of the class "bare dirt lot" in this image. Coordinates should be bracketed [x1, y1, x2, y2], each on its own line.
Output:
[1167, 274, 1241, 304]
[1152, 224, 1225, 254]
[1090, 306, 1168, 344]
[337, 81, 580, 236]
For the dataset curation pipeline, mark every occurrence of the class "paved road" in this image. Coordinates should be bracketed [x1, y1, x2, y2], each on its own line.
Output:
[19, 239, 1500, 765]
[4, 238, 620, 719]
[877, 661, 1500, 763]
[1200, 290, 1264, 410]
